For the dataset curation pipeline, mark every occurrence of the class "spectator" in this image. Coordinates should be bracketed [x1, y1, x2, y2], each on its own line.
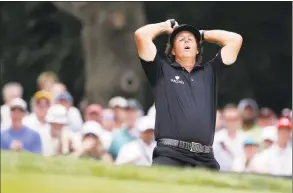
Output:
[84, 104, 103, 124]
[238, 98, 261, 141]
[50, 82, 67, 98]
[1, 98, 42, 154]
[257, 107, 276, 129]
[260, 126, 277, 149]
[55, 91, 83, 132]
[83, 104, 112, 150]
[232, 137, 260, 173]
[108, 96, 128, 130]
[101, 108, 115, 132]
[281, 108, 291, 119]
[254, 117, 292, 176]
[1, 82, 24, 129]
[125, 98, 143, 138]
[42, 104, 81, 156]
[37, 71, 59, 92]
[115, 116, 156, 166]
[214, 104, 247, 171]
[215, 109, 224, 131]
[108, 103, 138, 160]
[23, 91, 51, 133]
[73, 121, 112, 162]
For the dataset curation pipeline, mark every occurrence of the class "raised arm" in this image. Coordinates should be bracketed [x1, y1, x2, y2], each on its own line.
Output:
[202, 30, 243, 65]
[134, 20, 178, 62]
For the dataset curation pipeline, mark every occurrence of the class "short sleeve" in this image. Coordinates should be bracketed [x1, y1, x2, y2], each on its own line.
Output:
[139, 53, 164, 88]
[209, 49, 229, 74]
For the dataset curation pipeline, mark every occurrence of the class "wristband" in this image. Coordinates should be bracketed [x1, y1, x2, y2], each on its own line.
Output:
[201, 30, 205, 41]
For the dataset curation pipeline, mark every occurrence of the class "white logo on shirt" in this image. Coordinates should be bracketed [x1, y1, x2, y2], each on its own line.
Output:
[170, 76, 184, 84]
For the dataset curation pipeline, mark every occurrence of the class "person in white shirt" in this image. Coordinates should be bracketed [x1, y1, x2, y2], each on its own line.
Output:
[213, 104, 247, 171]
[73, 121, 112, 162]
[1, 82, 24, 130]
[54, 91, 83, 132]
[115, 116, 156, 166]
[260, 126, 277, 150]
[108, 96, 128, 131]
[232, 137, 260, 173]
[42, 104, 81, 156]
[83, 104, 112, 150]
[254, 117, 292, 176]
[23, 91, 51, 134]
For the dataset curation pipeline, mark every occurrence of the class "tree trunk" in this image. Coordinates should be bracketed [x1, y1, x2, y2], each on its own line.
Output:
[54, 2, 148, 107]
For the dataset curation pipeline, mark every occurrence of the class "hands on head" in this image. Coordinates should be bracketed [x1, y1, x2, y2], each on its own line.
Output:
[164, 19, 179, 34]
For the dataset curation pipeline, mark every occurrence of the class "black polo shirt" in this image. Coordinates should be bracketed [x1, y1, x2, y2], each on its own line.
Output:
[140, 50, 227, 167]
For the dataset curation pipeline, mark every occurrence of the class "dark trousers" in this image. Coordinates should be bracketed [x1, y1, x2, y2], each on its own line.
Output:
[152, 156, 193, 167]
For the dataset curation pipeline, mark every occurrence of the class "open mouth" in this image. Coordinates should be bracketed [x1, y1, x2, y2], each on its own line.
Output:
[184, 46, 190, 50]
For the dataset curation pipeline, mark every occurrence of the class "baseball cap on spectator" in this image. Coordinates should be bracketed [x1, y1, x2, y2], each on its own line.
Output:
[244, 137, 259, 146]
[237, 98, 259, 116]
[34, 91, 52, 102]
[55, 92, 73, 104]
[108, 96, 128, 108]
[136, 116, 155, 132]
[10, 98, 27, 111]
[85, 104, 103, 115]
[261, 126, 277, 142]
[45, 104, 68, 124]
[81, 121, 104, 138]
[127, 98, 142, 110]
[277, 117, 292, 130]
[259, 107, 275, 118]
[127, 98, 144, 117]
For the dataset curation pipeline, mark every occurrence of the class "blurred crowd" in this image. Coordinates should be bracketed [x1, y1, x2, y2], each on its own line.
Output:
[1, 71, 292, 177]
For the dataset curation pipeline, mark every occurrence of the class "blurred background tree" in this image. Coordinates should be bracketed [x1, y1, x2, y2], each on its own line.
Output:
[0, 2, 291, 113]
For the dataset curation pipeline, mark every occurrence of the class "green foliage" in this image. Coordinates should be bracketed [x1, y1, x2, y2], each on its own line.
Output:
[0, 2, 83, 104]
[1, 151, 291, 193]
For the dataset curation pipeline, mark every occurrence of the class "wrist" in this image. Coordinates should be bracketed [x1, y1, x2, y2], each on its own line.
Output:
[159, 22, 169, 33]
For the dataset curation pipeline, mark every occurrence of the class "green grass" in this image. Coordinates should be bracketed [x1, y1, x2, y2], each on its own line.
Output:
[1, 151, 291, 193]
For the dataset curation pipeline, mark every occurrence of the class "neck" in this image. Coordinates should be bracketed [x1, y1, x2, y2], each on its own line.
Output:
[12, 122, 22, 130]
[277, 140, 288, 149]
[227, 128, 237, 138]
[36, 115, 46, 124]
[175, 57, 196, 72]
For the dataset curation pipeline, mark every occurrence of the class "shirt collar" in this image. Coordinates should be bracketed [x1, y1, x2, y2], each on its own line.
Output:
[170, 61, 204, 71]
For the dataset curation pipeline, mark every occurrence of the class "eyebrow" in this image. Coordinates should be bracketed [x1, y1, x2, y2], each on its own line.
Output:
[177, 35, 195, 39]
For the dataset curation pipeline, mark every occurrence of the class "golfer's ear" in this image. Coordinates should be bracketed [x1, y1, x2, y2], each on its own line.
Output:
[172, 48, 175, 55]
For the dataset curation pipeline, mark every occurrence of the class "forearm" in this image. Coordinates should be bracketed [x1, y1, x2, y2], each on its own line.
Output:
[203, 30, 242, 47]
[135, 22, 168, 40]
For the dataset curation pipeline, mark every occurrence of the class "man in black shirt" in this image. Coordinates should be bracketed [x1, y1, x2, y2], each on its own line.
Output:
[134, 19, 242, 169]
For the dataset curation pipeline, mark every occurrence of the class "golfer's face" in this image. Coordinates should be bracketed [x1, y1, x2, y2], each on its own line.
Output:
[173, 31, 198, 59]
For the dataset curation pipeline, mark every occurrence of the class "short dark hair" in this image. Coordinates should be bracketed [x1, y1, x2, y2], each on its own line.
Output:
[165, 38, 203, 64]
